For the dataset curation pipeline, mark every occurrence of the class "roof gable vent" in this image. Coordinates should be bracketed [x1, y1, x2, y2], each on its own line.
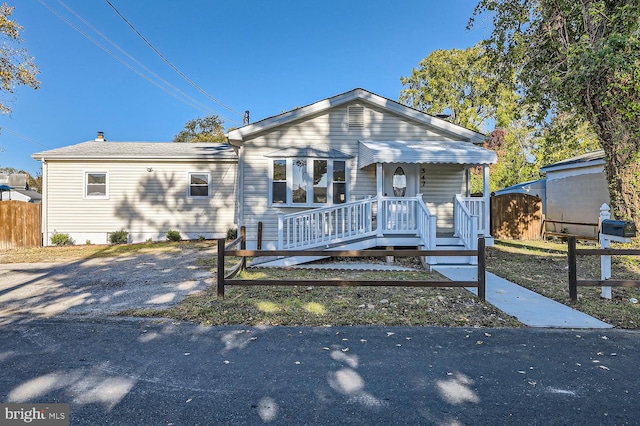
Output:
[347, 105, 365, 129]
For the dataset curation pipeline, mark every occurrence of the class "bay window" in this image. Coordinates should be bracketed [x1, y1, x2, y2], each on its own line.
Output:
[270, 158, 348, 206]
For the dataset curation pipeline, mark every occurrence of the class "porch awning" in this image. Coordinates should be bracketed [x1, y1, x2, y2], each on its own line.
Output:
[358, 140, 497, 169]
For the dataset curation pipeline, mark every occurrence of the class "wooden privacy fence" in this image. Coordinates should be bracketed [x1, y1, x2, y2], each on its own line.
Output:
[217, 236, 487, 301]
[567, 236, 640, 301]
[491, 193, 543, 240]
[0, 201, 42, 248]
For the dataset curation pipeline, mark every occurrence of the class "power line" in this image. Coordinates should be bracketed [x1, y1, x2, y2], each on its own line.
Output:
[39, 0, 242, 124]
[39, 0, 208, 114]
[54, 0, 221, 119]
[0, 127, 51, 149]
[105, 0, 244, 119]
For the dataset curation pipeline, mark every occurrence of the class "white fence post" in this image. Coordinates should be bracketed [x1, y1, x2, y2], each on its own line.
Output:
[600, 203, 612, 299]
[277, 213, 284, 250]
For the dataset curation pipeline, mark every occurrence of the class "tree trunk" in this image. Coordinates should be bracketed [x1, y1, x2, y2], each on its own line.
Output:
[591, 102, 640, 228]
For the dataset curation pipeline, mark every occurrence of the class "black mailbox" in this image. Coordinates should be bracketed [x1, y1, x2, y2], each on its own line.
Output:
[601, 219, 637, 238]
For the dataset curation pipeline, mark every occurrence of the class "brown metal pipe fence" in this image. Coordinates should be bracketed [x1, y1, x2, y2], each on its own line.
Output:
[567, 236, 640, 301]
[217, 236, 486, 301]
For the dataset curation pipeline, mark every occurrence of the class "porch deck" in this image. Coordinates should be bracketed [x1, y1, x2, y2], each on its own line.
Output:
[266, 194, 491, 267]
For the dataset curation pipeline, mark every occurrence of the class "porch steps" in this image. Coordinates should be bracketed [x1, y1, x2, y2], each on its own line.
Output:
[431, 237, 476, 265]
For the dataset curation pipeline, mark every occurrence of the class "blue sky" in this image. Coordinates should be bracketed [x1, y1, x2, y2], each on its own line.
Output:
[1, 0, 487, 176]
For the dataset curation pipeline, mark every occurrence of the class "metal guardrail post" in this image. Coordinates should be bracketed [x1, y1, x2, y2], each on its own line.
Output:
[217, 238, 225, 298]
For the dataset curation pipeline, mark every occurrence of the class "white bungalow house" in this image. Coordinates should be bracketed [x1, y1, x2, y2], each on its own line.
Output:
[33, 89, 496, 264]
[32, 138, 238, 245]
[227, 88, 496, 264]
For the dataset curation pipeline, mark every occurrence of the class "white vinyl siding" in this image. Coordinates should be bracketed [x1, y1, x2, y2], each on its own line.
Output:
[239, 101, 463, 248]
[44, 159, 237, 244]
[420, 164, 465, 233]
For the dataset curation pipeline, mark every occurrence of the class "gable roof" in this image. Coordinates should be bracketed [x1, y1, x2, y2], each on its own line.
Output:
[540, 150, 604, 173]
[227, 88, 487, 144]
[32, 142, 237, 161]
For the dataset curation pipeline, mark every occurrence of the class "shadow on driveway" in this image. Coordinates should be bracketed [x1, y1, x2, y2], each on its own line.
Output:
[0, 247, 215, 323]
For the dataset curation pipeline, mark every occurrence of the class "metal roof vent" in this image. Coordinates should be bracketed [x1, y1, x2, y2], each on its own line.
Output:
[95, 131, 106, 142]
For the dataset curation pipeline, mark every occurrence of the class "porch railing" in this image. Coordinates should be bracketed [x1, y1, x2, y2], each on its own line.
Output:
[416, 196, 437, 251]
[277, 195, 436, 250]
[278, 198, 376, 250]
[457, 196, 486, 236]
[454, 195, 479, 252]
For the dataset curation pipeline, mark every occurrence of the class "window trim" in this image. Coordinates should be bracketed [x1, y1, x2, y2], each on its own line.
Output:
[269, 158, 349, 207]
[187, 171, 212, 199]
[84, 171, 109, 199]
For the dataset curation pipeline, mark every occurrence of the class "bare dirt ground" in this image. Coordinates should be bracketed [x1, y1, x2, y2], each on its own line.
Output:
[0, 246, 216, 322]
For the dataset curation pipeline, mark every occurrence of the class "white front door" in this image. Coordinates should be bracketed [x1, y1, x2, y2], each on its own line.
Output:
[381, 164, 418, 231]
[383, 164, 417, 197]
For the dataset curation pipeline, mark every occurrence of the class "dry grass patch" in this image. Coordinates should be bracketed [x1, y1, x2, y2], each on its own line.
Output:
[0, 240, 213, 263]
[132, 260, 522, 327]
[487, 239, 640, 329]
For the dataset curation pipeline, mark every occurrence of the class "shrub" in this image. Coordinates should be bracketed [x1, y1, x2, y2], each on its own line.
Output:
[166, 230, 182, 242]
[227, 228, 238, 240]
[51, 232, 73, 246]
[109, 230, 129, 244]
[198, 235, 206, 241]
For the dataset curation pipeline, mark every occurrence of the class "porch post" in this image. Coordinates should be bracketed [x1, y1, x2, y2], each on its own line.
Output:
[376, 163, 383, 236]
[483, 165, 491, 237]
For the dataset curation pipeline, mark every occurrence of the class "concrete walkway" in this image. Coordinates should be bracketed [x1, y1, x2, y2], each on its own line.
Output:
[433, 266, 613, 329]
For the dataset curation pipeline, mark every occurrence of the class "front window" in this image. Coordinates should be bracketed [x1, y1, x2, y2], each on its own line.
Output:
[270, 158, 348, 206]
[313, 160, 327, 203]
[85, 171, 108, 198]
[292, 160, 307, 204]
[189, 172, 210, 197]
[272, 160, 287, 204]
[333, 160, 346, 204]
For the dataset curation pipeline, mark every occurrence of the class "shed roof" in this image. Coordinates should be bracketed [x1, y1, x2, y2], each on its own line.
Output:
[540, 150, 604, 173]
[32, 141, 238, 161]
[357, 140, 497, 168]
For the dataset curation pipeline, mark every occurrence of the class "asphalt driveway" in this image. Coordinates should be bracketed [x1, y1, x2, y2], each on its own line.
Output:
[0, 246, 215, 322]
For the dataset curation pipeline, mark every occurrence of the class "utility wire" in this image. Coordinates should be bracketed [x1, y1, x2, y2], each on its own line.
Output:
[105, 0, 244, 118]
[1, 127, 51, 149]
[39, 0, 241, 124]
[56, 0, 221, 118]
[39, 0, 209, 114]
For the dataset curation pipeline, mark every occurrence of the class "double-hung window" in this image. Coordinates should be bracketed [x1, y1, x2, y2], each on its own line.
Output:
[270, 157, 348, 206]
[188, 172, 211, 198]
[84, 171, 108, 199]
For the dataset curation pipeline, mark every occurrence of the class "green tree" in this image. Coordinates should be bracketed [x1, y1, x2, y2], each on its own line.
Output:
[536, 113, 601, 167]
[471, 0, 640, 226]
[400, 44, 516, 132]
[0, 4, 39, 115]
[173, 115, 226, 142]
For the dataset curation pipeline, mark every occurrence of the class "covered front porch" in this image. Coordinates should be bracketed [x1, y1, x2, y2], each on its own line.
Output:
[276, 140, 496, 264]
